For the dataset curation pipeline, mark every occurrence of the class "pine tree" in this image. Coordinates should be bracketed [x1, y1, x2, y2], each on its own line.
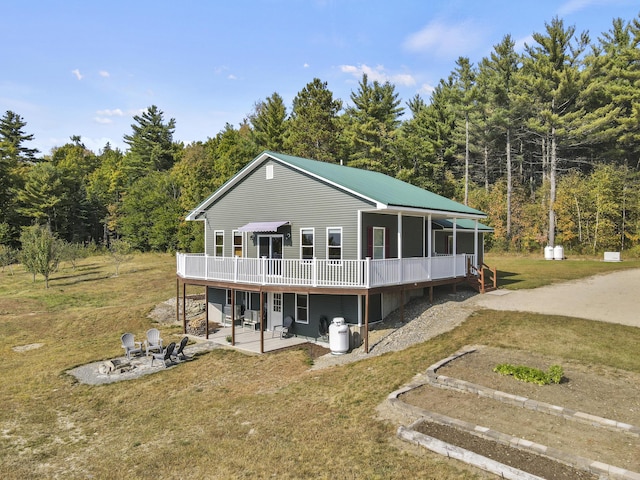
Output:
[249, 93, 287, 152]
[122, 105, 176, 182]
[284, 78, 342, 162]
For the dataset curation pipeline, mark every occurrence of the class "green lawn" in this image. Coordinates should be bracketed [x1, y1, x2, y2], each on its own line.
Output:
[1, 253, 639, 479]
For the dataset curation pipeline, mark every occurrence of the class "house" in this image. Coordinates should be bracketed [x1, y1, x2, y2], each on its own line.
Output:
[176, 151, 494, 353]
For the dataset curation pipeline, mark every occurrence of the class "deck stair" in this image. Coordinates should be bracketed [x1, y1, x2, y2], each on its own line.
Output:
[466, 259, 497, 293]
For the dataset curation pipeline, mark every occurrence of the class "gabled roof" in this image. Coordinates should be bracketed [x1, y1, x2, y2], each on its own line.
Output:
[187, 151, 486, 220]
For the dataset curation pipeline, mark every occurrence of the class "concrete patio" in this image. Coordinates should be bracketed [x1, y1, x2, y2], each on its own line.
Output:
[203, 325, 325, 354]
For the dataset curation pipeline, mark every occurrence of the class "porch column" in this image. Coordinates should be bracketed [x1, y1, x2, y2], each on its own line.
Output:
[474, 219, 479, 269]
[452, 219, 457, 277]
[397, 213, 403, 283]
[427, 214, 432, 258]
[427, 214, 432, 280]
[364, 291, 370, 354]
[231, 288, 236, 345]
[259, 291, 265, 353]
[182, 282, 187, 334]
[205, 286, 209, 339]
[397, 213, 402, 259]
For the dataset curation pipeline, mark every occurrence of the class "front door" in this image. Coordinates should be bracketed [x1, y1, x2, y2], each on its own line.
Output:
[267, 292, 283, 331]
[258, 235, 283, 275]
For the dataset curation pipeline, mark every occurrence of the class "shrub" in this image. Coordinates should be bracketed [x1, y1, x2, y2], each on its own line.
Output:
[494, 363, 564, 385]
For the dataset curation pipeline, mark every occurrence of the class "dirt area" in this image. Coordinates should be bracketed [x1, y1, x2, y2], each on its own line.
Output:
[400, 346, 640, 477]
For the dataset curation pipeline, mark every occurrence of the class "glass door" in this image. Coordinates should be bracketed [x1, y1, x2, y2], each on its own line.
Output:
[258, 235, 283, 275]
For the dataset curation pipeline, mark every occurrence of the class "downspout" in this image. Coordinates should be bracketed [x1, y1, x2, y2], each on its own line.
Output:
[427, 214, 432, 280]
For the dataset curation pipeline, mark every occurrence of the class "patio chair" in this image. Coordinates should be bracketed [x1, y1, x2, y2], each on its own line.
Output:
[272, 315, 294, 339]
[171, 336, 189, 361]
[121, 333, 143, 359]
[151, 342, 175, 368]
[145, 328, 163, 356]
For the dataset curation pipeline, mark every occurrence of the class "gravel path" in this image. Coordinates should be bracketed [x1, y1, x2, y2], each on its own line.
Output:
[312, 288, 478, 370]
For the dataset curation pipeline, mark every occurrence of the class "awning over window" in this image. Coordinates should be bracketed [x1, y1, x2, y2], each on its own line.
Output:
[237, 221, 289, 232]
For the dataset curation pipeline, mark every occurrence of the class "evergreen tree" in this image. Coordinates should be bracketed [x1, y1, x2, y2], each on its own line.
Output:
[284, 78, 342, 162]
[0, 111, 39, 164]
[479, 35, 521, 241]
[343, 74, 404, 174]
[249, 93, 287, 152]
[518, 16, 590, 247]
[122, 105, 176, 182]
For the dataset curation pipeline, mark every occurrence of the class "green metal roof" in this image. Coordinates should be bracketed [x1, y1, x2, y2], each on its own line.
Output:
[266, 151, 486, 217]
[433, 218, 494, 232]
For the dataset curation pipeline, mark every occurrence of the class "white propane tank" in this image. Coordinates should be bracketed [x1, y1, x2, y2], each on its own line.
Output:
[553, 245, 564, 260]
[329, 317, 349, 355]
[544, 246, 554, 260]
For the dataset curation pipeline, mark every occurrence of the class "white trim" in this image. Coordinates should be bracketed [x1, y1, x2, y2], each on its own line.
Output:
[232, 230, 243, 257]
[372, 226, 385, 260]
[300, 227, 315, 260]
[295, 293, 309, 324]
[214, 230, 224, 257]
[326, 227, 343, 261]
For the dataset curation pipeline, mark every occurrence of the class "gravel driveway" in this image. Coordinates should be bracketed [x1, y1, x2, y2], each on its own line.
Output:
[471, 268, 640, 328]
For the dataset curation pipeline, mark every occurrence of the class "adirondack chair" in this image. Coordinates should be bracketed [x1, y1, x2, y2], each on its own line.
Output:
[145, 328, 163, 356]
[121, 333, 143, 359]
[171, 336, 189, 361]
[151, 342, 175, 368]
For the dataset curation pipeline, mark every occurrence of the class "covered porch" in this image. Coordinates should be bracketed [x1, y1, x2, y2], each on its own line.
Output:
[203, 325, 320, 354]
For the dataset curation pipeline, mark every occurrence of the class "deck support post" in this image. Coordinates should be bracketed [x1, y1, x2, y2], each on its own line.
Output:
[259, 291, 265, 354]
[182, 282, 187, 334]
[429, 286, 433, 303]
[365, 291, 370, 354]
[205, 286, 209, 339]
[231, 288, 236, 345]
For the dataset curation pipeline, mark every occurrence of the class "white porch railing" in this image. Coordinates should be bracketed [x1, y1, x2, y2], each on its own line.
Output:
[177, 253, 474, 289]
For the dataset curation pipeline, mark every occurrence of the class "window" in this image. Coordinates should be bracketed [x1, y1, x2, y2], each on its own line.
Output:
[266, 164, 274, 179]
[233, 231, 243, 257]
[373, 227, 385, 259]
[296, 293, 308, 324]
[327, 227, 342, 261]
[214, 230, 224, 257]
[273, 293, 282, 313]
[301, 228, 314, 260]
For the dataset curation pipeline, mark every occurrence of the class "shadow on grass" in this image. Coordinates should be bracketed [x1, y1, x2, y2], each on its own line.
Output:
[496, 270, 522, 287]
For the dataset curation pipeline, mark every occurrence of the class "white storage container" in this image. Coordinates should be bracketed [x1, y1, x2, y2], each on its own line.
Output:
[553, 245, 564, 260]
[329, 317, 349, 355]
[544, 246, 554, 260]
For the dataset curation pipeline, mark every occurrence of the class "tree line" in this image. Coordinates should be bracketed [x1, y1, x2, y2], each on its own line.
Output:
[2, 14, 640, 272]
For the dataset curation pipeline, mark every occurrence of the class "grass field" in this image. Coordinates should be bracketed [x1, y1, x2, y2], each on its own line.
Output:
[2, 253, 639, 479]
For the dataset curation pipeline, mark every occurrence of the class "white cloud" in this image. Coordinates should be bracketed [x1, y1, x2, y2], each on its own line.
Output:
[96, 108, 124, 116]
[94, 117, 112, 124]
[71, 69, 84, 80]
[419, 83, 435, 97]
[340, 64, 416, 87]
[303, 63, 310, 68]
[99, 70, 110, 78]
[403, 20, 485, 58]
[227, 74, 237, 80]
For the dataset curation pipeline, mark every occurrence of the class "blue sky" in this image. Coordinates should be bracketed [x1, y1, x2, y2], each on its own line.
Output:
[2, 0, 638, 155]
